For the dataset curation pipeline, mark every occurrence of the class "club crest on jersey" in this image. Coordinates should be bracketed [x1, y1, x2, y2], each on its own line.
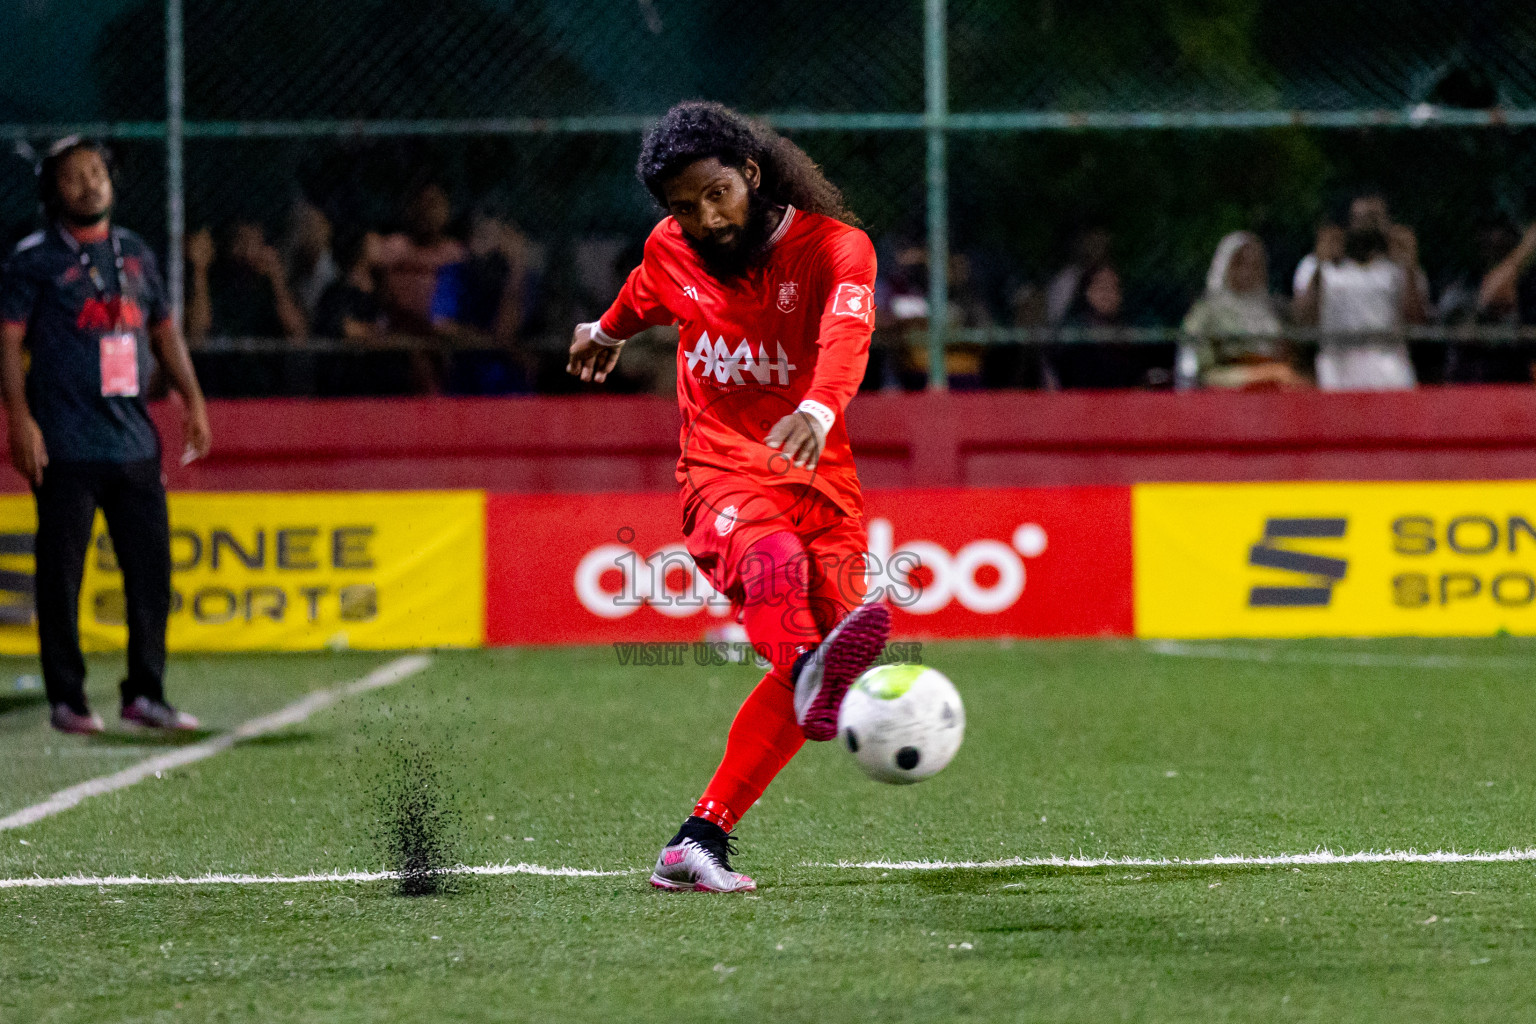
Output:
[686, 331, 797, 386]
[776, 281, 799, 313]
[715, 505, 738, 536]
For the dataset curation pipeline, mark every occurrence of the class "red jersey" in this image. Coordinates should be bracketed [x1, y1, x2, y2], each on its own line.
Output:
[598, 207, 876, 516]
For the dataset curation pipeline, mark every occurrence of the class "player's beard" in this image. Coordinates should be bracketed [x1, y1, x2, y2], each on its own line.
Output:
[688, 189, 776, 281]
[61, 195, 112, 229]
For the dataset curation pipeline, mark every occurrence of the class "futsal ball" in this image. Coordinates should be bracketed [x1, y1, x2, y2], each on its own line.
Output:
[838, 664, 965, 784]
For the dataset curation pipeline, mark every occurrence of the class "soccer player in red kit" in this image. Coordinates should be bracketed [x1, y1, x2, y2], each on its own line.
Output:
[567, 102, 890, 892]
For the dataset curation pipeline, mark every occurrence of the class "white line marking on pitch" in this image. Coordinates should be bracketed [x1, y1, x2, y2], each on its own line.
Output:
[9, 847, 1536, 890]
[0, 862, 634, 889]
[1147, 640, 1536, 670]
[0, 654, 432, 833]
[817, 847, 1536, 871]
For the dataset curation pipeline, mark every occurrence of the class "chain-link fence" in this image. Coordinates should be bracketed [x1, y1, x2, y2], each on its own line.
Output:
[2, 0, 1535, 393]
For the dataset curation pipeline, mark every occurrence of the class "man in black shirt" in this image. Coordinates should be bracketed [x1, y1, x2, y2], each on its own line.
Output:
[185, 220, 307, 342]
[0, 137, 212, 734]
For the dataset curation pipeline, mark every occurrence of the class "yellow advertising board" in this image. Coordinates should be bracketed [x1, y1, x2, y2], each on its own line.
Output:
[0, 491, 484, 654]
[1135, 481, 1536, 638]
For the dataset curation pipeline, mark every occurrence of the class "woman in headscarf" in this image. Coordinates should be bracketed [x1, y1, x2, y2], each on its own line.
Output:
[1180, 231, 1306, 389]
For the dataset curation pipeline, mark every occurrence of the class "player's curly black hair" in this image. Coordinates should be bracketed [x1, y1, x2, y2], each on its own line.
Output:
[637, 101, 857, 225]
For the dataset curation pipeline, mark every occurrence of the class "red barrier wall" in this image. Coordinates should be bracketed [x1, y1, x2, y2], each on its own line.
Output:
[486, 487, 1133, 644]
[5, 386, 1536, 493]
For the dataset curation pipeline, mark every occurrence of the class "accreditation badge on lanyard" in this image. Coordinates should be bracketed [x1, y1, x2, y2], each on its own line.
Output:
[84, 234, 140, 398]
[100, 332, 139, 396]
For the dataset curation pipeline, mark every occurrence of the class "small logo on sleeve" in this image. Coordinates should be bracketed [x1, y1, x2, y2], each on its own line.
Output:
[830, 283, 874, 324]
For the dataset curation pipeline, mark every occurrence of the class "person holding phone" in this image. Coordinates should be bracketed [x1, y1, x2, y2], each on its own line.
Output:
[0, 137, 211, 734]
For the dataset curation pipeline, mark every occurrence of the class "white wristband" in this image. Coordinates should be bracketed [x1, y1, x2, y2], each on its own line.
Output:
[796, 399, 835, 435]
[583, 322, 626, 348]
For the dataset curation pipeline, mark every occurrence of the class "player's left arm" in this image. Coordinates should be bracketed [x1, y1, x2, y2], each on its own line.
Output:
[141, 246, 212, 461]
[149, 318, 212, 463]
[766, 229, 876, 469]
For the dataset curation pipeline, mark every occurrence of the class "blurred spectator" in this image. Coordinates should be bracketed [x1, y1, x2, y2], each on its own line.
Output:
[1439, 221, 1519, 325]
[1064, 262, 1124, 329]
[282, 199, 338, 319]
[432, 208, 533, 343]
[870, 240, 928, 390]
[1180, 231, 1305, 389]
[378, 182, 467, 335]
[980, 277, 1050, 389]
[1292, 194, 1429, 391]
[433, 208, 536, 394]
[571, 235, 632, 321]
[313, 226, 386, 340]
[1007, 279, 1047, 331]
[872, 242, 990, 390]
[1048, 263, 1173, 389]
[185, 221, 307, 343]
[1438, 219, 1535, 383]
[313, 226, 415, 396]
[1477, 220, 1536, 322]
[1045, 226, 1112, 326]
[909, 252, 989, 390]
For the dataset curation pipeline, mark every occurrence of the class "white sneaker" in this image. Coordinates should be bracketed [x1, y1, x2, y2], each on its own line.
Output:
[49, 704, 105, 735]
[121, 696, 200, 731]
[650, 832, 756, 893]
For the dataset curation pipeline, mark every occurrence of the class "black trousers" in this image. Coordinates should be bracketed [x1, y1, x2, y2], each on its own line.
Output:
[34, 459, 171, 712]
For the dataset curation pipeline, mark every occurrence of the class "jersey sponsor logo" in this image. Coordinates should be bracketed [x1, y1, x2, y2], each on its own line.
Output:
[776, 281, 799, 313]
[685, 331, 797, 386]
[830, 282, 874, 324]
[76, 296, 144, 332]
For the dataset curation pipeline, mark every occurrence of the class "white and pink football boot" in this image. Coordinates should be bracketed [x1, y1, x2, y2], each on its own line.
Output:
[792, 601, 891, 741]
[650, 821, 756, 893]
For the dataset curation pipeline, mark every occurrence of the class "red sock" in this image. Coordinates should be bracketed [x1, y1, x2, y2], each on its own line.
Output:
[693, 668, 804, 831]
[692, 530, 819, 830]
[738, 530, 820, 673]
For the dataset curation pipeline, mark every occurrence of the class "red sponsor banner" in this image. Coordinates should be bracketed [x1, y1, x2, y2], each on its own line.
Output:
[485, 487, 1132, 645]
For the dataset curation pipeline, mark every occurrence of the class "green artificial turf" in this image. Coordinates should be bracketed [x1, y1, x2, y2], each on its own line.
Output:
[3, 638, 1536, 1022]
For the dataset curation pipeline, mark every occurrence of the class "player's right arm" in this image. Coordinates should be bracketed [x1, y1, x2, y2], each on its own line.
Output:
[0, 254, 45, 486]
[566, 321, 625, 383]
[567, 233, 674, 385]
[0, 322, 43, 485]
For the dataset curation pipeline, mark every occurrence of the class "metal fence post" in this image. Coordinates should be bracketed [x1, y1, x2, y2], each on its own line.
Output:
[165, 0, 186, 328]
[924, 0, 948, 390]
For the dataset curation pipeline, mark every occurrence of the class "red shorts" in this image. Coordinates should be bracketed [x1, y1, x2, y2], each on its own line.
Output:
[681, 474, 867, 636]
